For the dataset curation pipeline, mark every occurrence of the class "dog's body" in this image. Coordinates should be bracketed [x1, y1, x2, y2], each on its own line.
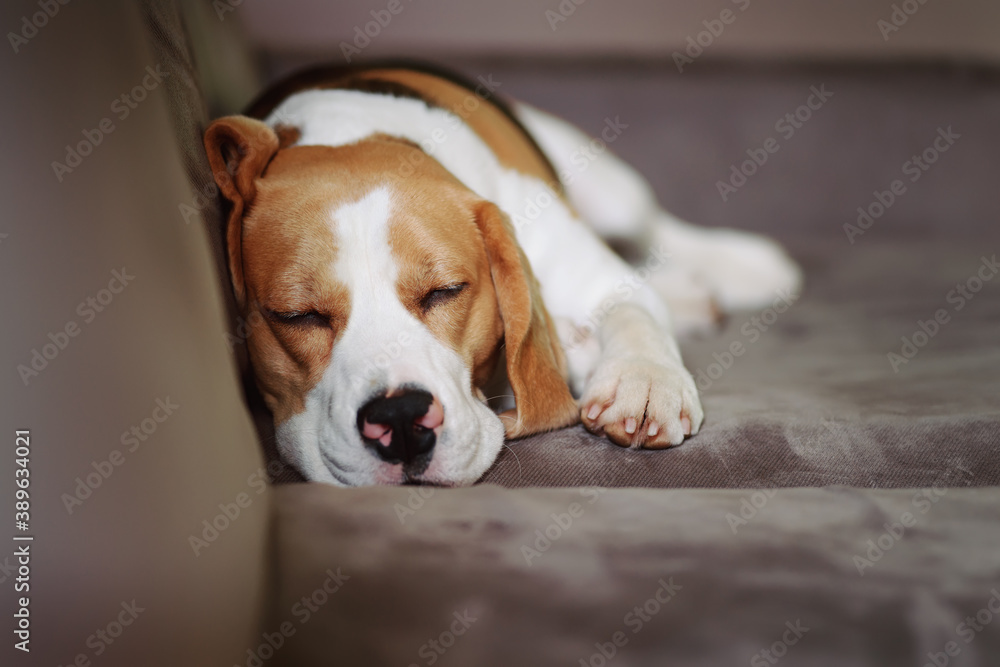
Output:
[204, 64, 800, 487]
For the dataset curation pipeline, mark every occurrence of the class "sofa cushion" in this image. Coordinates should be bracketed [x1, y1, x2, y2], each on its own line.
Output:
[271, 483, 1000, 666]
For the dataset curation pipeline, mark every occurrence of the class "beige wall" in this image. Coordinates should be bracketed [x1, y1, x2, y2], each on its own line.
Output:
[240, 0, 1000, 62]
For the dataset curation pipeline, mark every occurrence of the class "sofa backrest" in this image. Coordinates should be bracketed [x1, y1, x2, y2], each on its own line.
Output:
[0, 1, 270, 664]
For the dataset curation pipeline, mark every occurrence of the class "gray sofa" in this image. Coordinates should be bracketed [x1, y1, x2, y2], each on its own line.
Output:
[4, 1, 998, 665]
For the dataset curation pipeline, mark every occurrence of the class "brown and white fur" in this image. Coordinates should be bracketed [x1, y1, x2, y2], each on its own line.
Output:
[204, 65, 800, 487]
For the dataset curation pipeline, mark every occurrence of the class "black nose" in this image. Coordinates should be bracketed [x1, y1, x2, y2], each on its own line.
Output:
[357, 389, 441, 466]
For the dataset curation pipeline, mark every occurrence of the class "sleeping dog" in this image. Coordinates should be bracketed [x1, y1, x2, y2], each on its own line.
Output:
[204, 64, 800, 487]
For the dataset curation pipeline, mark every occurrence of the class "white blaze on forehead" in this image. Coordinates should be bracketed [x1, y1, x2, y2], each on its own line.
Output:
[330, 185, 396, 290]
[330, 185, 423, 389]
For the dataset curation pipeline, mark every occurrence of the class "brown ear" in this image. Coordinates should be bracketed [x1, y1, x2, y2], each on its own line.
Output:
[203, 116, 280, 307]
[475, 202, 579, 438]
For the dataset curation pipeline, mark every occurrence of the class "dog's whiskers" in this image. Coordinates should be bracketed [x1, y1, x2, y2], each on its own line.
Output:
[500, 441, 524, 483]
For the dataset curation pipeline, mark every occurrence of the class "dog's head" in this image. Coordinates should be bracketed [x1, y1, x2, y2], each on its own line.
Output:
[204, 116, 577, 486]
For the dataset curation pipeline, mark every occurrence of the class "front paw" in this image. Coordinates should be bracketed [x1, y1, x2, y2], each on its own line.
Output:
[580, 357, 703, 448]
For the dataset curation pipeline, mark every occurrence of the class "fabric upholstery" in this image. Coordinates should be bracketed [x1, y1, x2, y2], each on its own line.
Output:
[272, 483, 1000, 666]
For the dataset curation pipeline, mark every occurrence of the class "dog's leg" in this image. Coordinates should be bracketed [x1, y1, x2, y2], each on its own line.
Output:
[577, 301, 704, 447]
[505, 172, 702, 448]
[516, 103, 802, 333]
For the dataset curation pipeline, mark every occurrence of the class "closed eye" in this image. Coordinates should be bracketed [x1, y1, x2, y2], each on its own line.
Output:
[420, 283, 467, 312]
[266, 309, 330, 328]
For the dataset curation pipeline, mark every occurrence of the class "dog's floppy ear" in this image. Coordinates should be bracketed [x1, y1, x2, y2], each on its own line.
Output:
[475, 201, 579, 438]
[203, 116, 280, 307]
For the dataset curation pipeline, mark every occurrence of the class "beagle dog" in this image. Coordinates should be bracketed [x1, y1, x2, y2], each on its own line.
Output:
[204, 64, 800, 487]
